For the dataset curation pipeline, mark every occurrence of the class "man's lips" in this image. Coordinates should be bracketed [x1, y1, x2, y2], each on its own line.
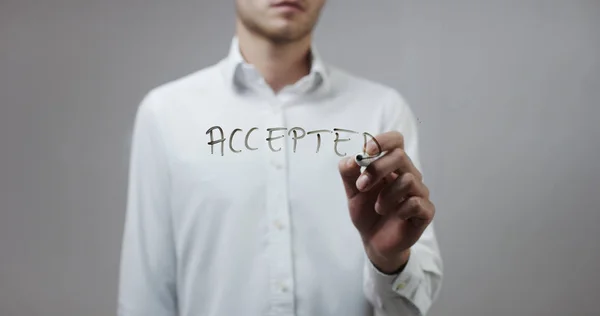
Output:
[271, 1, 305, 12]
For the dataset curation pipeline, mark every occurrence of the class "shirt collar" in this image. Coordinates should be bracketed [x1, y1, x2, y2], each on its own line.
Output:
[220, 36, 331, 94]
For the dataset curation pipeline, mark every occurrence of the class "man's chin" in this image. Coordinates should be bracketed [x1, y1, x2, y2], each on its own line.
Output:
[259, 30, 298, 43]
[264, 25, 311, 43]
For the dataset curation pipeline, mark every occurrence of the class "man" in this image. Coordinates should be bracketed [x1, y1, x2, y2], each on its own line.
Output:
[118, 0, 443, 315]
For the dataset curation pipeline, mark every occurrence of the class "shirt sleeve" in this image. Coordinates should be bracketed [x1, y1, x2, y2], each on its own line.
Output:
[363, 90, 443, 316]
[117, 91, 178, 316]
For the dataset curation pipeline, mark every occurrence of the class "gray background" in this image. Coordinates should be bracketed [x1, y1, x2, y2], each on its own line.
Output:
[1, 0, 599, 315]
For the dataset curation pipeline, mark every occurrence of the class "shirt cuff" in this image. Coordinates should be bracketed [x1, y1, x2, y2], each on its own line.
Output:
[366, 250, 432, 313]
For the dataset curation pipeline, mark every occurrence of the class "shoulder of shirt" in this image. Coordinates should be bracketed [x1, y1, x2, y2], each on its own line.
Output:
[136, 62, 225, 114]
[327, 64, 411, 114]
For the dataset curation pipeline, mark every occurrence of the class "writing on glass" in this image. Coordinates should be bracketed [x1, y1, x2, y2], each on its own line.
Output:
[206, 126, 382, 157]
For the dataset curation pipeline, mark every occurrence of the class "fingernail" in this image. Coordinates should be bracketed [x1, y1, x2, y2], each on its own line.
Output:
[356, 174, 369, 190]
[346, 156, 355, 167]
[366, 141, 378, 155]
[374, 202, 383, 215]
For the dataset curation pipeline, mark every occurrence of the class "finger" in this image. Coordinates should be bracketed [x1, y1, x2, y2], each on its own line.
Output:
[338, 156, 362, 198]
[396, 196, 435, 224]
[364, 131, 404, 156]
[356, 148, 421, 192]
[374, 172, 429, 215]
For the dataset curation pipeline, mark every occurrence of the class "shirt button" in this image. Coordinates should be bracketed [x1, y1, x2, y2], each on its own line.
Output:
[274, 220, 285, 230]
[395, 282, 406, 291]
[280, 284, 289, 293]
[271, 160, 283, 169]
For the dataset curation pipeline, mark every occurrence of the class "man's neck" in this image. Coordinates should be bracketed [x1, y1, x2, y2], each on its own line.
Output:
[236, 23, 312, 93]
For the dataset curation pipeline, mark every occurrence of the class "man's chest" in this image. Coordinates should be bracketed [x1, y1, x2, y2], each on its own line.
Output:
[160, 96, 383, 239]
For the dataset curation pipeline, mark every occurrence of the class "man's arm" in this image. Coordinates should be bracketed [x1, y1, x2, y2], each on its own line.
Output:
[364, 225, 442, 315]
[364, 91, 443, 315]
[117, 92, 178, 316]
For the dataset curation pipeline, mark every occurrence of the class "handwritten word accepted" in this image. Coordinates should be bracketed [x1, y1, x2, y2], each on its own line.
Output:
[206, 126, 382, 157]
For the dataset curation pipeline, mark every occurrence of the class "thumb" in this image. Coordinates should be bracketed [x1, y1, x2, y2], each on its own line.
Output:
[338, 156, 362, 199]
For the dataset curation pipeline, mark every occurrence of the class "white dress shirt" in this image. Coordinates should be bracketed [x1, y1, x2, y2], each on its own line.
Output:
[118, 37, 443, 316]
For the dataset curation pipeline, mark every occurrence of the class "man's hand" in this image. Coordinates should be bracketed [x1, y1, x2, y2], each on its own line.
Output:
[338, 131, 436, 274]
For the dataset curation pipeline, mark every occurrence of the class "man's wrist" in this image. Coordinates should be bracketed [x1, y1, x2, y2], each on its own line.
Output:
[368, 248, 411, 275]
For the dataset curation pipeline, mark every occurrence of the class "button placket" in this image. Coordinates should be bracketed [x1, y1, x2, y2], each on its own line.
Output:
[264, 98, 295, 315]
